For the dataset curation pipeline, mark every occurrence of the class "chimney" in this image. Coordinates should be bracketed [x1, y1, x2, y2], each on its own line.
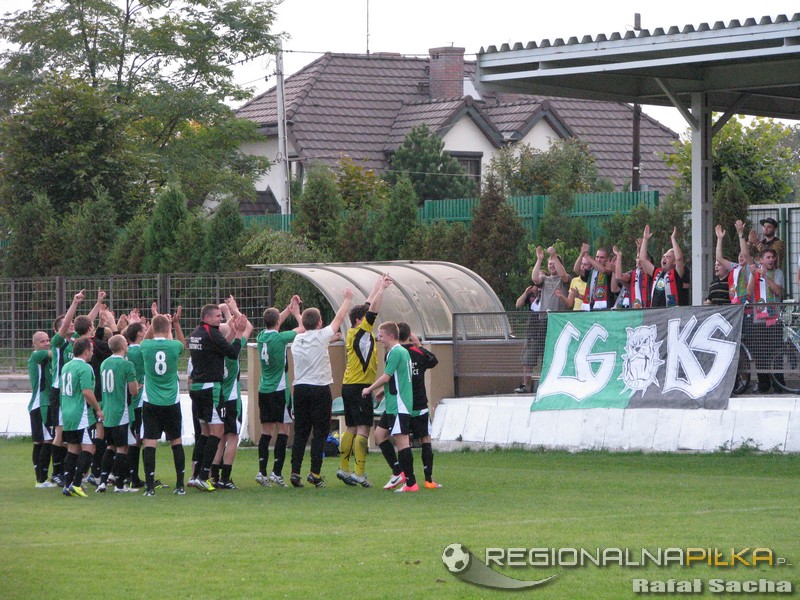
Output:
[429, 46, 465, 99]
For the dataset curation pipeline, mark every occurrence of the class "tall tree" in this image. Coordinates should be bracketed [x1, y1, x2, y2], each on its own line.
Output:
[0, 79, 145, 222]
[463, 173, 527, 307]
[202, 198, 245, 272]
[59, 190, 118, 275]
[0, 0, 276, 210]
[666, 117, 795, 204]
[143, 183, 190, 273]
[292, 164, 345, 253]
[377, 175, 418, 260]
[386, 124, 476, 203]
[3, 193, 57, 277]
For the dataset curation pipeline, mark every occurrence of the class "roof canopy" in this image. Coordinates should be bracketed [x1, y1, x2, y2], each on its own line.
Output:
[477, 14, 800, 123]
[248, 261, 504, 339]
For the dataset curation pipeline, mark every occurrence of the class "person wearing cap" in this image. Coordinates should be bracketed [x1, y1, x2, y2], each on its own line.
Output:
[748, 217, 784, 264]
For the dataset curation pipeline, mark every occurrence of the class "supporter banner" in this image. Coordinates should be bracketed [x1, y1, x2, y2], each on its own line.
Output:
[531, 305, 743, 411]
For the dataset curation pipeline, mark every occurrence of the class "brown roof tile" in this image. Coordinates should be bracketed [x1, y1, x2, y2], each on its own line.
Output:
[236, 52, 678, 192]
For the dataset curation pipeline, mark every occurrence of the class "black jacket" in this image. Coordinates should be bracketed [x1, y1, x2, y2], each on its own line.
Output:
[188, 323, 241, 383]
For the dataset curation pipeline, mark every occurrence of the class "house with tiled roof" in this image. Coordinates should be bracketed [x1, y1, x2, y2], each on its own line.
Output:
[236, 47, 678, 213]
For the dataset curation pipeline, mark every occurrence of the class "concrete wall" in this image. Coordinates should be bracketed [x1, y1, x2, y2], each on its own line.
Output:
[431, 396, 800, 453]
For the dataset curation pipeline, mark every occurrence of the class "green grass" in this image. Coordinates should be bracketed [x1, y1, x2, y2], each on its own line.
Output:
[1, 438, 798, 599]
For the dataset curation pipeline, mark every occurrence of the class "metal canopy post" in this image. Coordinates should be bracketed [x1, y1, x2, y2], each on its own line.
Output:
[690, 93, 714, 306]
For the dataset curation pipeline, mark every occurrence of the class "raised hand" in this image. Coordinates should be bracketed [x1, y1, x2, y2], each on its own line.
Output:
[536, 245, 544, 260]
[715, 224, 725, 239]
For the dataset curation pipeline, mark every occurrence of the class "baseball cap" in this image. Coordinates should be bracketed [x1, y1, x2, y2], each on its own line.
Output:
[760, 217, 778, 227]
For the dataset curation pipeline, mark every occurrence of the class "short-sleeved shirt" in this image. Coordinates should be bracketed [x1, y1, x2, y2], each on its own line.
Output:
[222, 336, 246, 404]
[706, 276, 731, 305]
[538, 275, 568, 312]
[569, 276, 586, 310]
[28, 349, 51, 412]
[60, 357, 95, 431]
[343, 312, 378, 385]
[383, 343, 413, 416]
[50, 332, 74, 390]
[257, 329, 297, 394]
[100, 355, 137, 427]
[126, 344, 145, 410]
[141, 338, 184, 406]
[291, 326, 336, 386]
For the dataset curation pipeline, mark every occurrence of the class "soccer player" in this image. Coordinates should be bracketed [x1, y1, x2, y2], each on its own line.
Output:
[141, 310, 187, 496]
[289, 288, 353, 488]
[397, 322, 441, 489]
[123, 320, 147, 490]
[48, 290, 85, 486]
[188, 303, 248, 492]
[255, 295, 303, 488]
[337, 274, 392, 488]
[210, 298, 254, 490]
[60, 338, 104, 498]
[97, 335, 139, 493]
[361, 322, 418, 493]
[28, 331, 54, 487]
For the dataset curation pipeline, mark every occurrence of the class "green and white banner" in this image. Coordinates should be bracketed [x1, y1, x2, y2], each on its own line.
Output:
[532, 305, 743, 411]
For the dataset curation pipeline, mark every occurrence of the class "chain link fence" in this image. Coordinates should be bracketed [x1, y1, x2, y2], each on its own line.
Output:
[0, 272, 273, 373]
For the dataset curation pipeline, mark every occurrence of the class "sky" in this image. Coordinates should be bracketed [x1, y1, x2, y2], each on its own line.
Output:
[2, 0, 799, 133]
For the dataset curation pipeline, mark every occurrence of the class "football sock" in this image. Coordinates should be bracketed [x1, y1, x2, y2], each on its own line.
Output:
[171, 444, 185, 488]
[92, 438, 106, 478]
[52, 445, 67, 480]
[38, 443, 52, 483]
[398, 447, 416, 487]
[421, 442, 434, 482]
[273, 434, 288, 476]
[379, 440, 400, 475]
[338, 431, 355, 471]
[128, 445, 141, 484]
[100, 448, 115, 484]
[143, 446, 156, 490]
[221, 464, 232, 482]
[192, 435, 207, 479]
[210, 463, 220, 482]
[353, 434, 369, 476]
[63, 451, 79, 487]
[258, 434, 271, 476]
[33, 444, 42, 482]
[113, 451, 129, 486]
[201, 435, 220, 481]
[74, 451, 92, 487]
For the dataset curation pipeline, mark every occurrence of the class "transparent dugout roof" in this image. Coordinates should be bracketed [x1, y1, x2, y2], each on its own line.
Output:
[248, 261, 504, 339]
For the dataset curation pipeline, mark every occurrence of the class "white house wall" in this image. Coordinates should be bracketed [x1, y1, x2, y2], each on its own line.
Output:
[441, 117, 499, 177]
[240, 138, 294, 194]
[518, 120, 561, 152]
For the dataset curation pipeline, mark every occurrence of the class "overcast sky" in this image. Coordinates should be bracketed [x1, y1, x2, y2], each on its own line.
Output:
[3, 0, 799, 133]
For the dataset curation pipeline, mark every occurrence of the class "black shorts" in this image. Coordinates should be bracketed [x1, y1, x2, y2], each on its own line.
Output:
[259, 390, 291, 424]
[223, 400, 240, 435]
[63, 428, 92, 445]
[410, 413, 430, 439]
[377, 412, 411, 436]
[129, 406, 143, 444]
[29, 408, 52, 443]
[341, 384, 374, 427]
[190, 386, 224, 425]
[46, 387, 60, 428]
[143, 402, 182, 441]
[104, 424, 129, 447]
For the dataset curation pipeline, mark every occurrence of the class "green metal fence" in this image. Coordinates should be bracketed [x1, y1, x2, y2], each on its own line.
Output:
[242, 191, 661, 241]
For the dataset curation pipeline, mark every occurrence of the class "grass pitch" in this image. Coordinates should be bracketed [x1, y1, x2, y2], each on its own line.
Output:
[1, 438, 798, 599]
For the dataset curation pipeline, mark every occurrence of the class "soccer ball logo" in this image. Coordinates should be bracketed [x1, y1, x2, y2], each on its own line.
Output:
[442, 543, 471, 573]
